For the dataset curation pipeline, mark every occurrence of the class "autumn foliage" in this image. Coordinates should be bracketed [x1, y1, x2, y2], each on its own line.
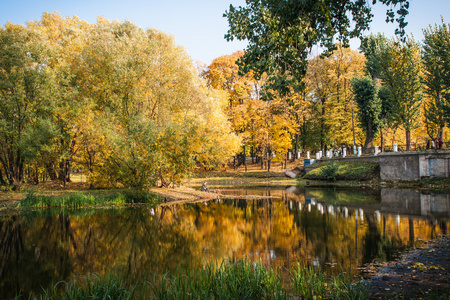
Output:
[0, 13, 239, 188]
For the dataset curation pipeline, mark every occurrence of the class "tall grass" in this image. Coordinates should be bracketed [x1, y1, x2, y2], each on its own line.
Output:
[38, 273, 135, 300]
[149, 260, 286, 299]
[291, 263, 369, 300]
[37, 260, 370, 299]
[19, 190, 160, 208]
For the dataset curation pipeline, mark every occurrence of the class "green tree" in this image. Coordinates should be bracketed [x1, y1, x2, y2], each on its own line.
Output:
[360, 33, 390, 81]
[422, 17, 450, 142]
[377, 85, 394, 151]
[224, 0, 410, 97]
[0, 24, 57, 188]
[359, 33, 391, 151]
[379, 38, 423, 151]
[351, 77, 382, 153]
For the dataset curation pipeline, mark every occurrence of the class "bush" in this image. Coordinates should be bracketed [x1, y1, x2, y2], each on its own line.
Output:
[321, 162, 339, 181]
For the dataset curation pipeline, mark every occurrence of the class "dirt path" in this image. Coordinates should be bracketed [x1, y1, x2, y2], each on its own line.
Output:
[367, 235, 450, 299]
[150, 186, 280, 206]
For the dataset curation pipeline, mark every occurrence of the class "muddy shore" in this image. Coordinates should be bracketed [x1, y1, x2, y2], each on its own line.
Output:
[367, 235, 450, 299]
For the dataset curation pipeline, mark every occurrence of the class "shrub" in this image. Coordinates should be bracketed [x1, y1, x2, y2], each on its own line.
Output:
[321, 162, 339, 181]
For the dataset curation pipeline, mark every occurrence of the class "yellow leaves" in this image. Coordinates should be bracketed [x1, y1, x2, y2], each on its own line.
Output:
[305, 44, 366, 146]
[412, 262, 428, 272]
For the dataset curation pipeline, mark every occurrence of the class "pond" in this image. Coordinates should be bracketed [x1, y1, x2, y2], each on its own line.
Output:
[0, 187, 449, 298]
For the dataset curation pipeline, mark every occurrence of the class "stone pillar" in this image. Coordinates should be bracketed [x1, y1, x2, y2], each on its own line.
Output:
[357, 147, 362, 157]
[288, 152, 292, 160]
[297, 152, 301, 159]
[306, 151, 310, 159]
[374, 146, 379, 156]
[342, 148, 346, 157]
[353, 145, 357, 155]
[316, 152, 321, 160]
[393, 143, 398, 152]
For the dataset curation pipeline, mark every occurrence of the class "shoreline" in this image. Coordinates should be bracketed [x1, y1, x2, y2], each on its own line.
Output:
[367, 235, 450, 299]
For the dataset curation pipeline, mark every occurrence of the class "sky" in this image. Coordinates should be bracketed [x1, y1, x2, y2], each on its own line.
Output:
[1, 0, 450, 65]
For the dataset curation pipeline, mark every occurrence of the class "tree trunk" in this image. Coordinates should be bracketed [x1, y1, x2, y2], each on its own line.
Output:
[380, 127, 384, 152]
[0, 167, 5, 185]
[351, 105, 356, 147]
[363, 119, 373, 154]
[294, 134, 299, 160]
[243, 146, 247, 172]
[406, 130, 411, 151]
[59, 159, 71, 185]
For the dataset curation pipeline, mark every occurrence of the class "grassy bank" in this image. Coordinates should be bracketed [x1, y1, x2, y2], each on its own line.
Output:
[35, 260, 369, 300]
[303, 161, 380, 182]
[19, 190, 160, 208]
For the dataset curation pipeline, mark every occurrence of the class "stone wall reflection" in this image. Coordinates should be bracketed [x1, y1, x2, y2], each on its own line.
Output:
[380, 188, 450, 219]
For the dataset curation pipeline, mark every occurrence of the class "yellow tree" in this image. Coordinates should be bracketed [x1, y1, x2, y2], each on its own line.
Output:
[305, 45, 366, 151]
[204, 52, 299, 171]
[0, 14, 240, 188]
[203, 51, 258, 168]
[26, 12, 92, 184]
[76, 19, 238, 187]
[326, 45, 366, 147]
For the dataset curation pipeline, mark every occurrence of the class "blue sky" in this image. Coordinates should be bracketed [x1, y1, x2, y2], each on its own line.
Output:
[1, 0, 449, 65]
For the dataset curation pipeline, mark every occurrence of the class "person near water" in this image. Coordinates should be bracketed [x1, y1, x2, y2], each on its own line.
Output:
[201, 182, 209, 192]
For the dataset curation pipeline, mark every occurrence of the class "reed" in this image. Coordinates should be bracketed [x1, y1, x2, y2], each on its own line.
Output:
[37, 260, 370, 299]
[19, 189, 160, 208]
[38, 273, 135, 300]
[148, 260, 286, 299]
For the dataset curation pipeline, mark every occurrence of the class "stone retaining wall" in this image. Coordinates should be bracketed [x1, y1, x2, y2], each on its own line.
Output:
[305, 150, 450, 181]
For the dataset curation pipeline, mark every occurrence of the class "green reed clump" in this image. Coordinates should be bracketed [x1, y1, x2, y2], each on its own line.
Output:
[122, 189, 160, 204]
[18, 190, 159, 208]
[37, 261, 370, 299]
[39, 273, 135, 300]
[291, 263, 369, 300]
[149, 260, 286, 299]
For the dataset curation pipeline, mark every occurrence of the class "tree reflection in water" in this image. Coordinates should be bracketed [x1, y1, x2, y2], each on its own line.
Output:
[0, 187, 448, 298]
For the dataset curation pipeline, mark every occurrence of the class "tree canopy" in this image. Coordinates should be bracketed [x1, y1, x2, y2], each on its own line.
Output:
[422, 17, 450, 141]
[0, 13, 239, 188]
[224, 0, 410, 97]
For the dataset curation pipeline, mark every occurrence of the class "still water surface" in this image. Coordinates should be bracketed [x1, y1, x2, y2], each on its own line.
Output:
[0, 187, 449, 298]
